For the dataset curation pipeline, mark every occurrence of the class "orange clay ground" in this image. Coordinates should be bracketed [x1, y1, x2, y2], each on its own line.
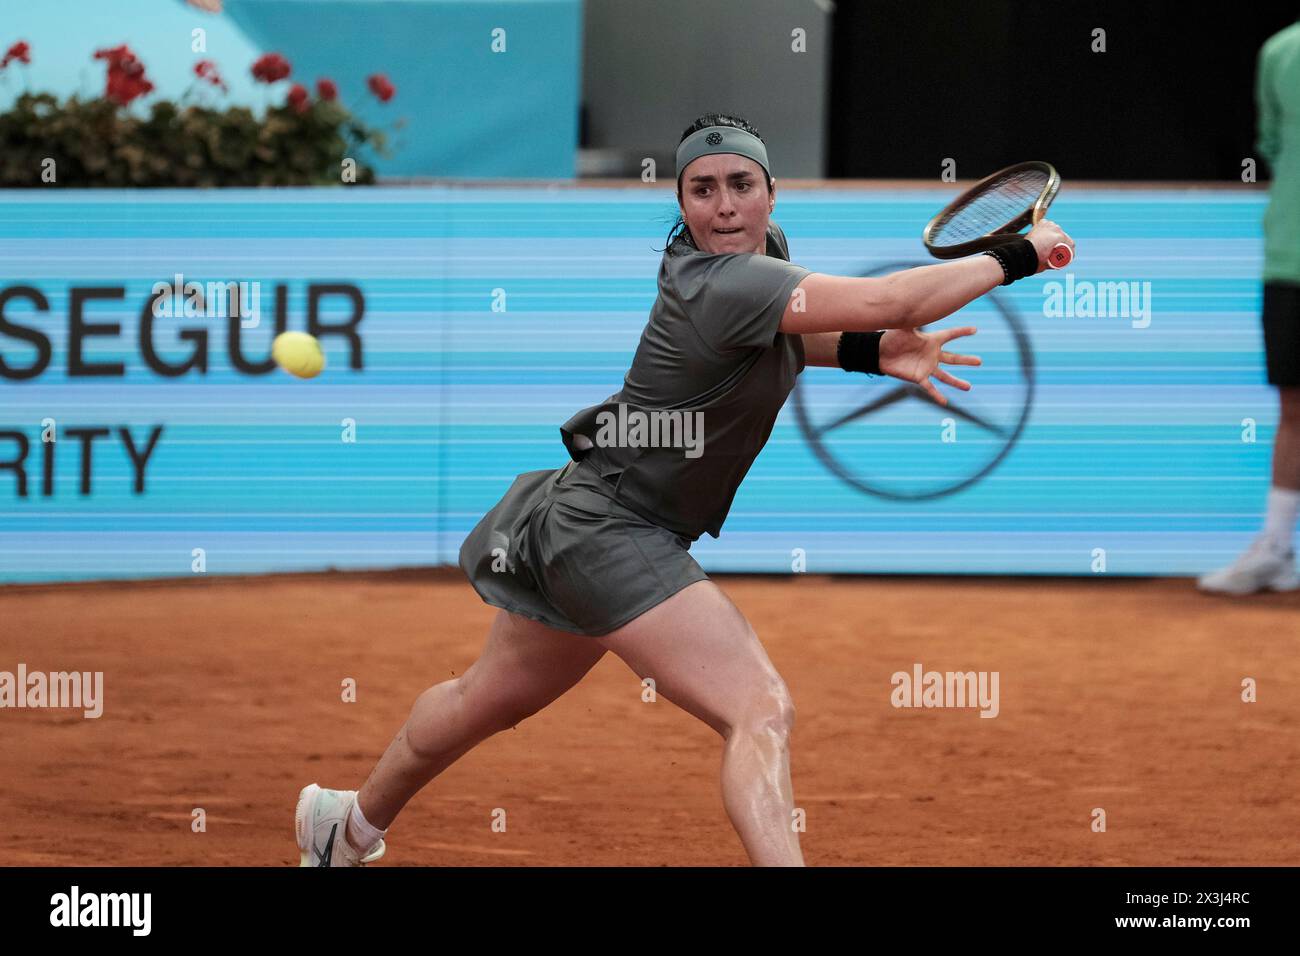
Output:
[1, 569, 1296, 866]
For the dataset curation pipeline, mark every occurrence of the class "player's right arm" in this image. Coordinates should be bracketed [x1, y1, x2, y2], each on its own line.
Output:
[778, 220, 1071, 335]
[778, 257, 1001, 335]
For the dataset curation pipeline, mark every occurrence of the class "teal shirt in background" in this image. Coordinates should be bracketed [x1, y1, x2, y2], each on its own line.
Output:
[1257, 20, 1300, 283]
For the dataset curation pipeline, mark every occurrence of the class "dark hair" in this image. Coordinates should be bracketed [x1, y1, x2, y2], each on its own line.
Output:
[659, 112, 773, 255]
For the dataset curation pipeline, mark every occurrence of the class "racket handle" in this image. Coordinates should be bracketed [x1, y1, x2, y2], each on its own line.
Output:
[1048, 243, 1072, 269]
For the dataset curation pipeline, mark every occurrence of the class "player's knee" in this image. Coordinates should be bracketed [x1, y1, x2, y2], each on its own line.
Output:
[404, 682, 455, 760]
[771, 684, 797, 736]
[736, 678, 796, 744]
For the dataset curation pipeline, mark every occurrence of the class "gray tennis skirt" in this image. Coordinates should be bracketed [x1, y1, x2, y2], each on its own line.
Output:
[458, 459, 710, 637]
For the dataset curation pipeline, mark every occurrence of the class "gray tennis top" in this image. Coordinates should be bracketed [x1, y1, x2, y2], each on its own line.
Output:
[559, 222, 812, 540]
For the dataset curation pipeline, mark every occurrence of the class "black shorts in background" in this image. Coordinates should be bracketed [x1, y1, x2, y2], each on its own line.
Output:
[1263, 281, 1300, 386]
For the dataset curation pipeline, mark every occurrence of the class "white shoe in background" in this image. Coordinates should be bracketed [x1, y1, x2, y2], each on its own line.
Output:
[1197, 537, 1300, 596]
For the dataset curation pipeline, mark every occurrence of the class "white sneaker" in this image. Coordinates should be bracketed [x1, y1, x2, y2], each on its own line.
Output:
[295, 783, 386, 867]
[1197, 537, 1300, 596]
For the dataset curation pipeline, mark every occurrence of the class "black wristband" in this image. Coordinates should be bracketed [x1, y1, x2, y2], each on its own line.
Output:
[982, 238, 1037, 285]
[837, 330, 885, 375]
[983, 246, 1013, 284]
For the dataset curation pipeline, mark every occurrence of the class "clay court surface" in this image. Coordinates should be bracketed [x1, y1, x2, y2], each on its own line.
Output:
[1, 570, 1297, 867]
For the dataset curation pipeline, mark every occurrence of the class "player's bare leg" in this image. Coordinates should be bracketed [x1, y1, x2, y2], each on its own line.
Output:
[348, 610, 606, 850]
[595, 580, 804, 866]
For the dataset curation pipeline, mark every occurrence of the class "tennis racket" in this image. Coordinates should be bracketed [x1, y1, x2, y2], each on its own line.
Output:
[922, 161, 1073, 269]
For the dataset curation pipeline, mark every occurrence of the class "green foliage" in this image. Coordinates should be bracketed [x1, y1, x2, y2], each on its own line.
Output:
[0, 93, 384, 187]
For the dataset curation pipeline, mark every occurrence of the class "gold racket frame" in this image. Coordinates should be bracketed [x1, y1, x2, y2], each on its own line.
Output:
[922, 160, 1060, 258]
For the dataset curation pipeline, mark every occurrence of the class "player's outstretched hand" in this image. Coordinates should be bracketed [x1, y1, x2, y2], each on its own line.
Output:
[1027, 219, 1074, 273]
[877, 326, 981, 406]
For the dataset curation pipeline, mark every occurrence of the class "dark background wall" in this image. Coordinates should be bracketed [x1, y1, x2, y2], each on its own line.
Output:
[580, 0, 832, 178]
[830, 3, 1299, 179]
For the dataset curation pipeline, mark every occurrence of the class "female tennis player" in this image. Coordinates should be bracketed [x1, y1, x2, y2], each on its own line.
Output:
[295, 113, 1074, 867]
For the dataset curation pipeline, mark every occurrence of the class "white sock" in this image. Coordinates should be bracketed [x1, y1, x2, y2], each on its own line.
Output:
[1262, 486, 1300, 552]
[348, 798, 387, 855]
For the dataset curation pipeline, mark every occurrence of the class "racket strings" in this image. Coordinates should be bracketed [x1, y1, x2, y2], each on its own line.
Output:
[929, 169, 1048, 246]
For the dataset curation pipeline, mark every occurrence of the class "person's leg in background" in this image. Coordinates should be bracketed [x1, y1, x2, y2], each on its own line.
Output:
[1200, 284, 1300, 594]
[1263, 385, 1300, 541]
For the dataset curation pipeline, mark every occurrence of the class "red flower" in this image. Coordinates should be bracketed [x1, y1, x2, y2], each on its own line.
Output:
[194, 59, 228, 91]
[251, 52, 291, 84]
[315, 77, 338, 102]
[94, 44, 155, 106]
[287, 83, 310, 113]
[366, 73, 395, 103]
[94, 44, 131, 66]
[1, 40, 30, 69]
[105, 73, 154, 105]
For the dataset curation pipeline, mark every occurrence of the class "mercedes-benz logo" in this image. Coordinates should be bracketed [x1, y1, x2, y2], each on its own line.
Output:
[793, 260, 1036, 501]
[705, 131, 723, 145]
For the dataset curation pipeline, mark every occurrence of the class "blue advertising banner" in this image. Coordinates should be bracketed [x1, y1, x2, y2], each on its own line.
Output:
[0, 186, 1276, 583]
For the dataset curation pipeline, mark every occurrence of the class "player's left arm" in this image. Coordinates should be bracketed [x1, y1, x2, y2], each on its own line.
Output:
[799, 331, 842, 367]
[800, 328, 982, 407]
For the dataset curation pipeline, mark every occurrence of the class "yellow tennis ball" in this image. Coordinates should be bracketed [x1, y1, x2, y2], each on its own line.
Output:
[272, 331, 326, 379]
